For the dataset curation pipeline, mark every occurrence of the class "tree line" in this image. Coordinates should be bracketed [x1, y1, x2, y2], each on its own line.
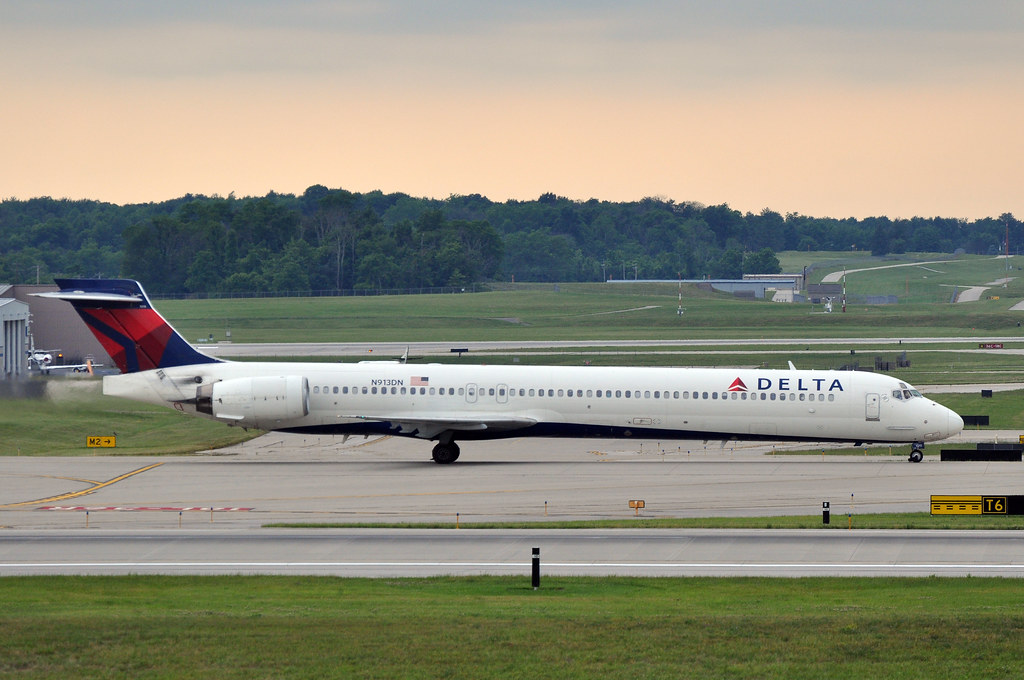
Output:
[0, 187, 1019, 294]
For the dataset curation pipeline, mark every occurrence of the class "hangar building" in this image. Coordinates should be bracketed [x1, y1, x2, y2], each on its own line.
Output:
[0, 284, 111, 376]
[0, 295, 30, 378]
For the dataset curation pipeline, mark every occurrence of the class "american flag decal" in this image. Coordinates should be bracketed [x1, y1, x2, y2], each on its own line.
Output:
[411, 376, 429, 386]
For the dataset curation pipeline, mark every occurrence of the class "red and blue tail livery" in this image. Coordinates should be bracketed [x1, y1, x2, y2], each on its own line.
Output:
[39, 278, 221, 373]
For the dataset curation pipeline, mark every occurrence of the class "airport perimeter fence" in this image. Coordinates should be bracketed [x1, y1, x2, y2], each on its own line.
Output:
[151, 284, 486, 301]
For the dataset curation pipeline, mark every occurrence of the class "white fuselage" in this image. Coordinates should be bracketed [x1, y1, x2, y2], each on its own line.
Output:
[103, 360, 964, 445]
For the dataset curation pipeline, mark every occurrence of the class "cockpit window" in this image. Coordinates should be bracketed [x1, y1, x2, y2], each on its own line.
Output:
[892, 390, 903, 400]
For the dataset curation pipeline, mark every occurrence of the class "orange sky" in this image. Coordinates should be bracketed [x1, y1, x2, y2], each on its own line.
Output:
[2, 2, 1022, 219]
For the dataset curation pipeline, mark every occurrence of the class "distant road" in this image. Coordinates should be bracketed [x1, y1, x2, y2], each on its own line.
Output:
[821, 260, 956, 283]
[199, 337, 1024, 359]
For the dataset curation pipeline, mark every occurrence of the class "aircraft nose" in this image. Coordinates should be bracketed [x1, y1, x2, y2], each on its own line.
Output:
[947, 408, 964, 437]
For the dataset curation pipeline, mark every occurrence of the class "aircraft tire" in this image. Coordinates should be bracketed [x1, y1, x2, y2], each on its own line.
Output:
[908, 449, 924, 463]
[432, 442, 460, 464]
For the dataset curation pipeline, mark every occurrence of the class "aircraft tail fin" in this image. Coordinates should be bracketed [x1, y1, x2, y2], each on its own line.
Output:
[34, 279, 222, 374]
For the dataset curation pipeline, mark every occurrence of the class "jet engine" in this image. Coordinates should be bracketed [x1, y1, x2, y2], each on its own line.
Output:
[196, 375, 309, 428]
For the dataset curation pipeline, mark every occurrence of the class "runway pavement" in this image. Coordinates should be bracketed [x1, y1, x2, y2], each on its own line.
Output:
[4, 528, 1024, 577]
[4, 431, 1024, 576]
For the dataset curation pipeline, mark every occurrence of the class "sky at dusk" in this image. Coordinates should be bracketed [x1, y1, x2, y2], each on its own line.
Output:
[2, 1, 1022, 219]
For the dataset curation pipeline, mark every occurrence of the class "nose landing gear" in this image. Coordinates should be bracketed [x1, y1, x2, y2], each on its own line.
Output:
[909, 441, 924, 463]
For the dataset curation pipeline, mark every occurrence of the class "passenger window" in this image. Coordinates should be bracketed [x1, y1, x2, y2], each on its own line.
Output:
[616, 390, 622, 398]
[489, 388, 495, 396]
[731, 392, 737, 400]
[674, 391, 680, 399]
[828, 394, 835, 401]
[799, 393, 805, 401]
[712, 392, 718, 400]
[314, 386, 320, 394]
[770, 393, 776, 401]
[587, 390, 593, 397]
[644, 391, 651, 398]
[529, 389, 535, 397]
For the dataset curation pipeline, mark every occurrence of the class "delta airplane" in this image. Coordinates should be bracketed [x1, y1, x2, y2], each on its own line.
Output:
[38, 279, 963, 464]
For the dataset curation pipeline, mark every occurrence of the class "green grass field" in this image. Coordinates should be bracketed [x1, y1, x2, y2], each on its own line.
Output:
[2, 576, 1023, 679]
[154, 254, 1024, 343]
[267, 512, 1024, 530]
[0, 381, 257, 456]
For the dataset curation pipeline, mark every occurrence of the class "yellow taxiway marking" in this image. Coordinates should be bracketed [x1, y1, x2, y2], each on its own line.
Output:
[0, 463, 165, 509]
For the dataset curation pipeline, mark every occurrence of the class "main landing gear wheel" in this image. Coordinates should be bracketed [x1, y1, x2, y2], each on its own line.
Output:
[432, 442, 461, 464]
[908, 441, 924, 463]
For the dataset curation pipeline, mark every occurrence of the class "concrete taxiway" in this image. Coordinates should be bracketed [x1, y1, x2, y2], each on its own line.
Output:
[3, 431, 1024, 576]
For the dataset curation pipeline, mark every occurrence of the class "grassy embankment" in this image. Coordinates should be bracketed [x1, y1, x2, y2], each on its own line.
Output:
[0, 381, 257, 456]
[2, 576, 1023, 679]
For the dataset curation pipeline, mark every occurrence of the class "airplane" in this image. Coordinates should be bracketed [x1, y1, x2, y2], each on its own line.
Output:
[36, 278, 964, 464]
[26, 349, 99, 374]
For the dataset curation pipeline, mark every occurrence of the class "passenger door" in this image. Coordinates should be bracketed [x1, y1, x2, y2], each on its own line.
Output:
[865, 393, 880, 421]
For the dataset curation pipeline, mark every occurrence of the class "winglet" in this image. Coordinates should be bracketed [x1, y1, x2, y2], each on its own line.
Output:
[33, 279, 222, 373]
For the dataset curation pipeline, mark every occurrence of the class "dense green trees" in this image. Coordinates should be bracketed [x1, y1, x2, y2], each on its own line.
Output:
[0, 190, 1018, 294]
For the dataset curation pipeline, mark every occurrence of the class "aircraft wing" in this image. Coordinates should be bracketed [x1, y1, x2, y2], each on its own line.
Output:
[343, 413, 538, 440]
[31, 361, 101, 374]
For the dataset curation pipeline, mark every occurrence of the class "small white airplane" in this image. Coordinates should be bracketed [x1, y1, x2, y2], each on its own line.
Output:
[27, 349, 98, 374]
[37, 279, 963, 463]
